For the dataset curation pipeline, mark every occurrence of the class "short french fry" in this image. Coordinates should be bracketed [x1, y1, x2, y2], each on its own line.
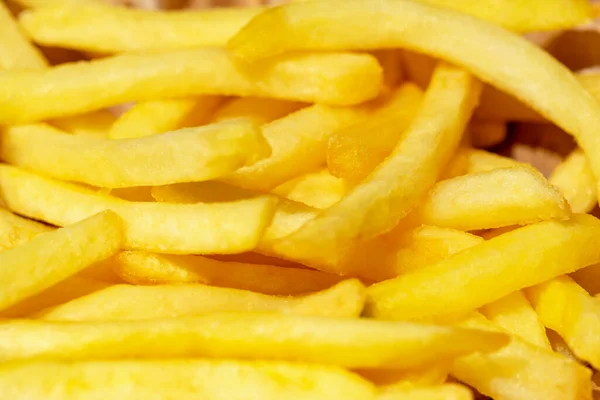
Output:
[365, 215, 600, 322]
[468, 120, 506, 148]
[272, 168, 347, 209]
[108, 96, 223, 140]
[113, 250, 341, 295]
[571, 264, 600, 295]
[479, 291, 551, 350]
[272, 64, 481, 272]
[0, 1, 47, 70]
[378, 383, 473, 400]
[1, 119, 270, 188]
[327, 83, 424, 183]
[37, 279, 365, 320]
[0, 359, 377, 400]
[0, 206, 52, 251]
[5, 312, 506, 368]
[0, 48, 383, 124]
[526, 276, 600, 369]
[0, 165, 277, 254]
[549, 149, 597, 213]
[212, 96, 305, 125]
[0, 211, 122, 311]
[410, 166, 570, 231]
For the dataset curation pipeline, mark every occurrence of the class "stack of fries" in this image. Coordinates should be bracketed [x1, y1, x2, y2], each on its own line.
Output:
[4, 0, 600, 399]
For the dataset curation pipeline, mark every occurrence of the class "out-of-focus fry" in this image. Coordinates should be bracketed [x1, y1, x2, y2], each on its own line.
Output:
[526, 275, 600, 369]
[0, 165, 277, 254]
[113, 250, 341, 295]
[272, 64, 480, 272]
[272, 168, 347, 209]
[468, 120, 507, 148]
[0, 206, 52, 251]
[327, 83, 424, 183]
[0, 211, 122, 311]
[228, 0, 600, 193]
[109, 96, 223, 140]
[1, 119, 270, 188]
[37, 279, 365, 320]
[479, 291, 551, 350]
[0, 48, 383, 124]
[378, 383, 473, 400]
[19, 4, 263, 52]
[213, 96, 305, 125]
[0, 1, 47, 69]
[549, 149, 597, 213]
[571, 264, 600, 295]
[5, 312, 506, 367]
[410, 166, 570, 231]
[50, 109, 116, 137]
[365, 215, 600, 322]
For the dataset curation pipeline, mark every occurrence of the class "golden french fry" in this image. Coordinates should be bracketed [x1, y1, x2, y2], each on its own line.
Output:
[0, 206, 52, 251]
[19, 3, 263, 52]
[228, 0, 600, 193]
[377, 383, 473, 400]
[571, 264, 600, 295]
[549, 149, 597, 213]
[49, 109, 116, 137]
[0, 165, 277, 254]
[479, 291, 551, 350]
[1, 119, 270, 188]
[5, 312, 507, 367]
[0, 1, 47, 70]
[410, 166, 570, 231]
[212, 96, 305, 125]
[272, 64, 481, 272]
[468, 120, 507, 148]
[113, 250, 341, 295]
[0, 359, 377, 400]
[0, 211, 122, 311]
[0, 48, 383, 124]
[108, 96, 224, 140]
[366, 215, 600, 322]
[452, 312, 592, 400]
[526, 276, 600, 369]
[327, 83, 424, 183]
[272, 168, 347, 209]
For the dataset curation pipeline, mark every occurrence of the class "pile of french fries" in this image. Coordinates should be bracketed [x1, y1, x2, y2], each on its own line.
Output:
[3, 0, 600, 398]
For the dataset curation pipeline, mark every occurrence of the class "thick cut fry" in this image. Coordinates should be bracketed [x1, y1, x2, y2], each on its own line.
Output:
[0, 1, 47, 70]
[0, 165, 277, 254]
[272, 168, 347, 209]
[113, 250, 341, 295]
[366, 215, 600, 322]
[526, 276, 600, 369]
[20, 4, 263, 52]
[50, 109, 116, 137]
[272, 64, 481, 272]
[0, 48, 383, 124]
[468, 120, 506, 148]
[213, 97, 305, 125]
[4, 313, 506, 367]
[378, 383, 473, 400]
[0, 206, 52, 251]
[224, 103, 371, 191]
[479, 291, 551, 350]
[571, 264, 600, 295]
[37, 279, 364, 320]
[228, 0, 600, 193]
[410, 166, 570, 231]
[0, 359, 377, 400]
[109, 96, 223, 139]
[549, 149, 597, 213]
[327, 83, 424, 183]
[452, 313, 592, 400]
[1, 120, 269, 188]
[0, 211, 122, 311]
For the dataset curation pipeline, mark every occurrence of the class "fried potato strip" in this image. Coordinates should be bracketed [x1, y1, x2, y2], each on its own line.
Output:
[549, 149, 597, 213]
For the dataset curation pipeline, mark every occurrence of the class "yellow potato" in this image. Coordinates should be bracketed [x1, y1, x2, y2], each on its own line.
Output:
[378, 383, 473, 400]
[0, 211, 122, 311]
[113, 250, 341, 295]
[272, 168, 347, 209]
[0, 48, 383, 124]
[526, 276, 600, 369]
[0, 359, 377, 400]
[109, 96, 224, 140]
[0, 165, 277, 254]
[468, 120, 506, 148]
[479, 291, 551, 350]
[365, 215, 600, 322]
[0, 1, 47, 69]
[272, 64, 481, 272]
[410, 166, 570, 231]
[327, 83, 424, 183]
[5, 312, 506, 367]
[549, 149, 597, 213]
[571, 264, 600, 295]
[212, 96, 305, 125]
[452, 312, 592, 400]
[1, 119, 270, 188]
[0, 206, 52, 252]
[20, 3, 263, 52]
[228, 0, 600, 194]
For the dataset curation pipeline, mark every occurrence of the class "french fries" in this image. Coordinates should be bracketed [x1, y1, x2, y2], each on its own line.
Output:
[378, 383, 472, 400]
[272, 168, 347, 209]
[0, 1, 47, 69]
[213, 96, 304, 125]
[549, 149, 597, 213]
[0, 206, 52, 251]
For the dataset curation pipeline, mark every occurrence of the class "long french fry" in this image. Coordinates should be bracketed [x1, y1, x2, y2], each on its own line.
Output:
[549, 149, 597, 213]
[0, 206, 52, 251]
[0, 48, 383, 124]
[0, 211, 122, 311]
[0, 165, 277, 254]
[366, 215, 600, 322]
[228, 0, 600, 193]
